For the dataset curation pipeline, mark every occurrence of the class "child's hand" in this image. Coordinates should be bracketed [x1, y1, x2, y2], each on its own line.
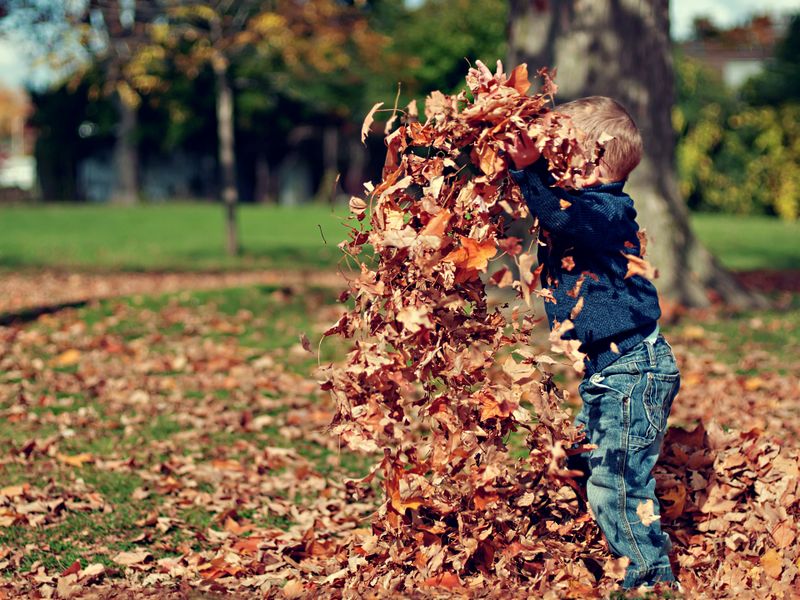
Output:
[468, 59, 506, 89]
[507, 131, 540, 170]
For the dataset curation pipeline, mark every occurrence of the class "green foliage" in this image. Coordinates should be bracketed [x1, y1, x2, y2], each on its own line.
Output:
[674, 54, 800, 220]
[391, 0, 507, 96]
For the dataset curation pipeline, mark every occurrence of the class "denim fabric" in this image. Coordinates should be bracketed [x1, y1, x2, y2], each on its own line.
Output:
[572, 334, 680, 588]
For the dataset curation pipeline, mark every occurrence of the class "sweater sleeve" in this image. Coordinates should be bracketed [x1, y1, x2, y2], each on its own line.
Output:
[509, 159, 637, 248]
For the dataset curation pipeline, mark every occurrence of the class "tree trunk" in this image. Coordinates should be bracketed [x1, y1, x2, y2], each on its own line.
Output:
[317, 124, 340, 204]
[254, 152, 274, 203]
[507, 0, 761, 308]
[213, 57, 240, 256]
[345, 134, 366, 196]
[111, 92, 139, 205]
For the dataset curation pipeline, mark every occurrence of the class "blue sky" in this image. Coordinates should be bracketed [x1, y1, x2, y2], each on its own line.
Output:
[1, 0, 798, 90]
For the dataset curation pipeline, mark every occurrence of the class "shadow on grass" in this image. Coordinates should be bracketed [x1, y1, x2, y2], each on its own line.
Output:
[0, 301, 89, 326]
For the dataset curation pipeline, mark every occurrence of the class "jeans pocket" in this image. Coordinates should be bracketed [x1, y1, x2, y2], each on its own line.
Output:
[627, 371, 679, 449]
[642, 372, 680, 433]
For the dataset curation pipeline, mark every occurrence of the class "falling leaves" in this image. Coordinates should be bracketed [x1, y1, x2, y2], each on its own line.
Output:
[323, 60, 800, 598]
[361, 101, 383, 144]
[623, 252, 659, 280]
[322, 62, 621, 595]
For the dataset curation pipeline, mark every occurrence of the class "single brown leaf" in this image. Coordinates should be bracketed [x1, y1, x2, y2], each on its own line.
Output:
[506, 63, 531, 95]
[57, 453, 94, 468]
[361, 102, 383, 144]
[636, 499, 660, 526]
[423, 572, 462, 589]
[623, 252, 658, 280]
[444, 236, 497, 273]
[420, 209, 451, 238]
[112, 550, 152, 566]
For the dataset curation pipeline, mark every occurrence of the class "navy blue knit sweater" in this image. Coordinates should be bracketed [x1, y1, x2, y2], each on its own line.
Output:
[509, 160, 661, 376]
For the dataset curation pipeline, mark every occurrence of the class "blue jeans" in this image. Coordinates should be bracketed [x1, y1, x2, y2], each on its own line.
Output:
[573, 334, 680, 588]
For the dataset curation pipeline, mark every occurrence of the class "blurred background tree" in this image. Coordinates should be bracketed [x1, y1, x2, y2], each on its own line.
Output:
[1, 1, 797, 262]
[676, 15, 800, 221]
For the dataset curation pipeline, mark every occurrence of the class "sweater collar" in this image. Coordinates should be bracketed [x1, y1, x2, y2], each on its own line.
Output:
[575, 180, 626, 195]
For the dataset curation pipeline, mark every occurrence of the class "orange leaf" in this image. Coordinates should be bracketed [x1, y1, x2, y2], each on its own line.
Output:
[53, 348, 81, 367]
[232, 537, 263, 555]
[622, 252, 658, 280]
[506, 64, 531, 95]
[282, 580, 305, 599]
[199, 556, 243, 580]
[660, 484, 687, 520]
[390, 490, 425, 513]
[0, 484, 27, 497]
[423, 572, 462, 589]
[211, 459, 243, 471]
[477, 143, 504, 177]
[57, 453, 94, 468]
[771, 520, 796, 549]
[386, 472, 425, 513]
[60, 559, 81, 577]
[444, 236, 497, 273]
[420, 209, 451, 238]
[761, 548, 783, 579]
[473, 488, 500, 510]
[223, 516, 251, 535]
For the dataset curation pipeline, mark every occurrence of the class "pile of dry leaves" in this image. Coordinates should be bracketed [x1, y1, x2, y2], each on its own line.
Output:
[320, 64, 800, 597]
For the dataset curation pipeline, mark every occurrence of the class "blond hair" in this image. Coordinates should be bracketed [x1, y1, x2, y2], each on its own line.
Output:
[556, 96, 643, 182]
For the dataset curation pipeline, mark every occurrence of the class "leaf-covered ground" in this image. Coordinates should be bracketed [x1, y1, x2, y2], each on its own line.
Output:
[0, 278, 798, 598]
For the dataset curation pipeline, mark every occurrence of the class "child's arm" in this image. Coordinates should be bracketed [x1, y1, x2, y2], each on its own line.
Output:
[509, 160, 639, 249]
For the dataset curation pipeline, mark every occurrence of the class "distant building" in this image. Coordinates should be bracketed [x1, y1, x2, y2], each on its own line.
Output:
[0, 86, 36, 194]
[679, 15, 785, 88]
[0, 155, 35, 190]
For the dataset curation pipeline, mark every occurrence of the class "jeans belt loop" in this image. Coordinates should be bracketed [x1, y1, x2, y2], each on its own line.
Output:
[645, 337, 655, 366]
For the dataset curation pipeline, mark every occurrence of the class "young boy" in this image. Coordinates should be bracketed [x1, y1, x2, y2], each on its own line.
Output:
[481, 62, 681, 589]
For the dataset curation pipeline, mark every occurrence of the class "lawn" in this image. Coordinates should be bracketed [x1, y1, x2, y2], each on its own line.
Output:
[690, 213, 800, 271]
[0, 203, 348, 271]
[1, 203, 798, 272]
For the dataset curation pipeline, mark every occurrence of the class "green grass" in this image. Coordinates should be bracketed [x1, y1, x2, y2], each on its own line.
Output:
[0, 203, 350, 271]
[1, 204, 796, 272]
[665, 293, 800, 373]
[690, 213, 800, 271]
